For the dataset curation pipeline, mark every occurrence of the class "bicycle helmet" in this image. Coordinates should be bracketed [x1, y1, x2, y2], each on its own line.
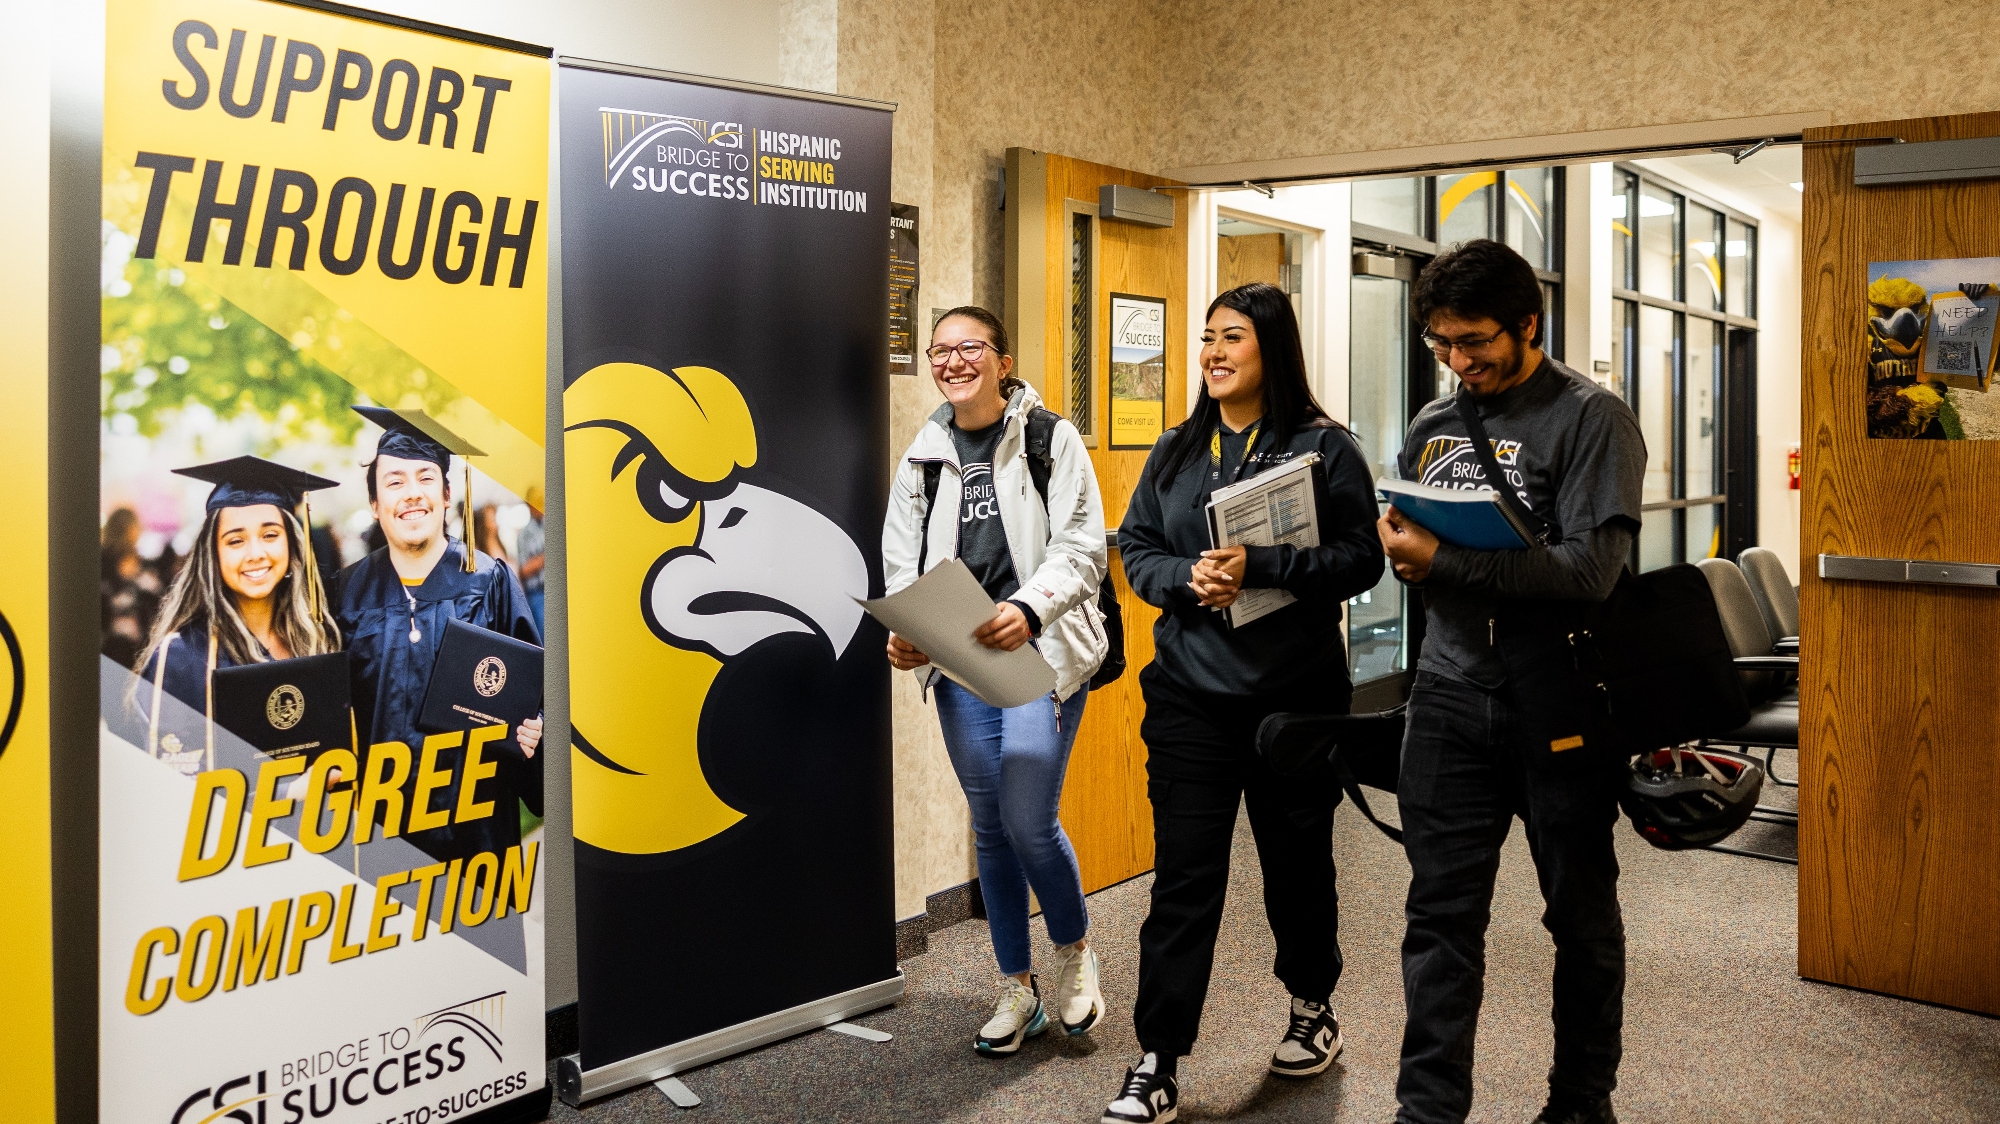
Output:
[1620, 746, 1765, 850]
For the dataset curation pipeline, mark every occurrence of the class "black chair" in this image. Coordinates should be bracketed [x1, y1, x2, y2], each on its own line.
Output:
[1738, 547, 1800, 657]
[1694, 557, 1800, 864]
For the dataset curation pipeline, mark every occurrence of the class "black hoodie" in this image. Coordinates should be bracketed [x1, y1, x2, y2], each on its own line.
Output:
[1119, 418, 1385, 698]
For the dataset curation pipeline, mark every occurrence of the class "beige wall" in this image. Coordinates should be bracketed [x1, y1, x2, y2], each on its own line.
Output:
[1157, 0, 2000, 173]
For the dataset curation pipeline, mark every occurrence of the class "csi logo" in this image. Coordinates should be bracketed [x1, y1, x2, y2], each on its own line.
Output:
[601, 108, 750, 191]
[473, 656, 507, 698]
[265, 684, 305, 730]
[171, 1071, 268, 1124]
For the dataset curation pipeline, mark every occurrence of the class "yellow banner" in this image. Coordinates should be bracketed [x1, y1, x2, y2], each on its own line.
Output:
[99, 3, 550, 1119]
[104, 0, 549, 495]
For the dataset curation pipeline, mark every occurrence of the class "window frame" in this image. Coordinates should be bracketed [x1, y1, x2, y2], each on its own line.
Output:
[1349, 165, 1566, 359]
[1610, 162, 1760, 568]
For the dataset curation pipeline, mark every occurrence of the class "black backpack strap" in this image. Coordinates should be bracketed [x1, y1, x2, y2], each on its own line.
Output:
[917, 461, 943, 574]
[1453, 390, 1552, 546]
[1335, 754, 1402, 844]
[1023, 407, 1059, 508]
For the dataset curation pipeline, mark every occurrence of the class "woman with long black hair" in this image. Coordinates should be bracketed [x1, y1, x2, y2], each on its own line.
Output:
[133, 457, 344, 773]
[1101, 283, 1385, 1123]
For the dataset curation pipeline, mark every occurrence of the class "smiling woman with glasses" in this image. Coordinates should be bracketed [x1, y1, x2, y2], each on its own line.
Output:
[926, 339, 998, 365]
[881, 305, 1112, 1058]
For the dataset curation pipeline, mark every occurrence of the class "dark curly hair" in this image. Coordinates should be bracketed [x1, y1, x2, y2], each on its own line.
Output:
[1412, 238, 1545, 347]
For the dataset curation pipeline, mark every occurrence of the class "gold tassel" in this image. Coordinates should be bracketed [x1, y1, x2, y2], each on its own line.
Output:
[298, 495, 327, 624]
[462, 458, 475, 572]
[205, 630, 218, 773]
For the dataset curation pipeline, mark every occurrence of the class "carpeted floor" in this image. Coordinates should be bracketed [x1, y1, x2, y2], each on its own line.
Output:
[550, 749, 2000, 1122]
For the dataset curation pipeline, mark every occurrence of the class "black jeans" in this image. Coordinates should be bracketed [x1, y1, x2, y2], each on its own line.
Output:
[1394, 670, 1626, 1124]
[1132, 662, 1349, 1058]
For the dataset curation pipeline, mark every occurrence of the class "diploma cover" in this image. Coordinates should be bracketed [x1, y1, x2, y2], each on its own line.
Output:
[417, 617, 544, 735]
[211, 651, 354, 761]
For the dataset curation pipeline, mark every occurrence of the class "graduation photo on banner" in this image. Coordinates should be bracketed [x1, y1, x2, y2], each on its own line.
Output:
[556, 61, 897, 1099]
[97, 2, 551, 1120]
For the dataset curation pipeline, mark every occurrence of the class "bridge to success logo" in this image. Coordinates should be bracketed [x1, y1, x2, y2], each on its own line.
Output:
[599, 108, 871, 212]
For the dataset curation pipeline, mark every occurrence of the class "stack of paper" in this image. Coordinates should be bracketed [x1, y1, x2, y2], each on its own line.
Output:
[1206, 453, 1321, 627]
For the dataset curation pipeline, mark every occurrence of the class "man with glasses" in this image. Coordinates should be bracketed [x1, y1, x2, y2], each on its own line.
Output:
[1377, 239, 1645, 1124]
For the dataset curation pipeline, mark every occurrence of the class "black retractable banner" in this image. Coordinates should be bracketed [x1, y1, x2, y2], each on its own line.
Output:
[555, 62, 897, 1095]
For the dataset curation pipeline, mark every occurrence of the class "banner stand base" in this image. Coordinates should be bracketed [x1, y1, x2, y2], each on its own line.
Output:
[556, 971, 906, 1106]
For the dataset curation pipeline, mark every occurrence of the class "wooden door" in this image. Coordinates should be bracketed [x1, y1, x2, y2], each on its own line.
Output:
[1005, 150, 1188, 892]
[1799, 113, 2000, 1015]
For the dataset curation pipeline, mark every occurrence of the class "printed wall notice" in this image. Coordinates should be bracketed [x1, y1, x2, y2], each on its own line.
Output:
[889, 202, 919, 374]
[1867, 258, 2000, 438]
[98, 3, 550, 1121]
[1110, 292, 1167, 448]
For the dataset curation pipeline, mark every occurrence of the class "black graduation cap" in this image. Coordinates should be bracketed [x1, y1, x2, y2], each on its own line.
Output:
[172, 456, 339, 514]
[352, 404, 488, 572]
[352, 405, 486, 467]
[171, 456, 341, 614]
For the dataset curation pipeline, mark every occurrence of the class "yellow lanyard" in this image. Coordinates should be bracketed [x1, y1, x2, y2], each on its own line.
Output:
[1208, 420, 1262, 484]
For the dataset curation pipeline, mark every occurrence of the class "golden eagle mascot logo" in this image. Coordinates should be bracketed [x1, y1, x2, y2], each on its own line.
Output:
[565, 362, 867, 855]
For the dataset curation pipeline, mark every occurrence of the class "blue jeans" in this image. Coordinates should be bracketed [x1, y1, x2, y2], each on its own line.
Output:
[527, 588, 545, 635]
[934, 677, 1090, 977]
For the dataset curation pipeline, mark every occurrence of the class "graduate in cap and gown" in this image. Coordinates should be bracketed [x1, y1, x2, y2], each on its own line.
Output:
[134, 456, 344, 774]
[334, 406, 544, 863]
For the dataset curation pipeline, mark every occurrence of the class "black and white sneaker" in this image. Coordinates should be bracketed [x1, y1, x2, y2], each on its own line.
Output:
[1268, 996, 1342, 1077]
[1101, 1054, 1178, 1123]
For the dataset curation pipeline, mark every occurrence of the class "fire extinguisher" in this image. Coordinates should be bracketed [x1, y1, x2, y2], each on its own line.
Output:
[1787, 444, 1802, 490]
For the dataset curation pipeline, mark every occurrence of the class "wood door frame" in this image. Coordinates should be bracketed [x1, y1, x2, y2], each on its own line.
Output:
[1004, 148, 1189, 894]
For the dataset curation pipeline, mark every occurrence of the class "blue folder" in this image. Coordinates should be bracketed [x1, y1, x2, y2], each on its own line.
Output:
[1377, 478, 1533, 551]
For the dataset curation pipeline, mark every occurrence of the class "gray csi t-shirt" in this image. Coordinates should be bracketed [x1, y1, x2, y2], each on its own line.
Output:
[1396, 356, 1645, 687]
[951, 419, 1020, 603]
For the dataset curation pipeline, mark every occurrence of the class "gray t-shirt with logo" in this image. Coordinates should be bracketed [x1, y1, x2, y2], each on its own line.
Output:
[1396, 356, 1646, 687]
[951, 419, 1020, 603]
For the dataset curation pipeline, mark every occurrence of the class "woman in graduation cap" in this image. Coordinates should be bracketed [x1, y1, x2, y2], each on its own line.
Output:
[334, 406, 543, 864]
[133, 456, 344, 768]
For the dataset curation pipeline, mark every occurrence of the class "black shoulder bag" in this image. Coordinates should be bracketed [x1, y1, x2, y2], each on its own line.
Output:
[1452, 392, 1748, 759]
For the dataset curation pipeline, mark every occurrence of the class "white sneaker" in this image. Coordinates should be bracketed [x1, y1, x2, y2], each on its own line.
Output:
[974, 976, 1048, 1055]
[1051, 943, 1105, 1035]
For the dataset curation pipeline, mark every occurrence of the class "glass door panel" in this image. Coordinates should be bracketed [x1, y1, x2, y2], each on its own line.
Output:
[1349, 271, 1412, 681]
[1353, 177, 1425, 236]
[1637, 305, 1677, 505]
[1638, 183, 1679, 298]
[1726, 218, 1754, 316]
[1438, 171, 1493, 246]
[1505, 166, 1555, 268]
[1686, 202, 1723, 311]
[1610, 172, 1635, 289]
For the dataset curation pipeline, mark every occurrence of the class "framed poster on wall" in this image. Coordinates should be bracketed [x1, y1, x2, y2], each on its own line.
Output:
[1109, 292, 1166, 449]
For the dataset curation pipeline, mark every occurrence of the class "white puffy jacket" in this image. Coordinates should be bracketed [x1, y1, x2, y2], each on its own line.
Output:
[882, 384, 1109, 701]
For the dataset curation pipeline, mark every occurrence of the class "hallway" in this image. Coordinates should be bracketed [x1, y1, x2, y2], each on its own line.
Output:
[551, 771, 2000, 1123]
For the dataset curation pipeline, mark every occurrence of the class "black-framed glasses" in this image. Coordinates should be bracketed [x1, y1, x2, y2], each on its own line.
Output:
[1420, 329, 1508, 358]
[927, 340, 995, 366]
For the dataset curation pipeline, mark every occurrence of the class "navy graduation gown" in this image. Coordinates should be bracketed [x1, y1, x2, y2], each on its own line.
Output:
[333, 541, 543, 863]
[152, 625, 240, 715]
